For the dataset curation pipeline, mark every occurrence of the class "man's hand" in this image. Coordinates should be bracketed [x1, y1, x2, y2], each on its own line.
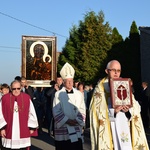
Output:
[0, 129, 6, 137]
[121, 105, 129, 113]
[114, 106, 123, 114]
[30, 130, 34, 134]
[115, 105, 129, 114]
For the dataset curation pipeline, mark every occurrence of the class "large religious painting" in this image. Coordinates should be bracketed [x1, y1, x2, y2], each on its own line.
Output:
[21, 35, 57, 87]
[110, 78, 133, 108]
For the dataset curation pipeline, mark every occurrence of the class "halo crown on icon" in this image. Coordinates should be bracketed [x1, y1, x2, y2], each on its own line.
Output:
[30, 41, 48, 57]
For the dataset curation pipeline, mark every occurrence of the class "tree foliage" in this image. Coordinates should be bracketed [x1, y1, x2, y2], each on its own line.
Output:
[57, 12, 141, 92]
[124, 21, 141, 96]
[58, 11, 112, 84]
[107, 27, 124, 62]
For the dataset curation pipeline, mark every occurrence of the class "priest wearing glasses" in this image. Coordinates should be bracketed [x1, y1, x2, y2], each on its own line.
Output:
[53, 62, 86, 150]
[0, 80, 38, 150]
[89, 60, 149, 150]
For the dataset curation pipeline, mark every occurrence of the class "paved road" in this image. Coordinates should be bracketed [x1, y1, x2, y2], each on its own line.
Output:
[31, 127, 150, 150]
[30, 128, 91, 150]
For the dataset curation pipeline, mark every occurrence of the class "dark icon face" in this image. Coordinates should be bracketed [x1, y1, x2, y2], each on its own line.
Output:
[34, 44, 44, 58]
[45, 56, 50, 62]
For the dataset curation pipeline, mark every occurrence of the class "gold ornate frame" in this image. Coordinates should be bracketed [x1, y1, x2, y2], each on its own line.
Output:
[21, 35, 57, 87]
[110, 78, 133, 108]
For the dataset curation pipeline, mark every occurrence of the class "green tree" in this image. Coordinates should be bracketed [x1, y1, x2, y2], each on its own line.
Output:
[107, 27, 124, 62]
[58, 11, 112, 84]
[129, 21, 141, 94]
[121, 21, 141, 96]
[112, 27, 123, 45]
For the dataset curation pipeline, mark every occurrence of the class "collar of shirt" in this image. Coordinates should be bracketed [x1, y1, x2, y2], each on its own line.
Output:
[66, 89, 74, 94]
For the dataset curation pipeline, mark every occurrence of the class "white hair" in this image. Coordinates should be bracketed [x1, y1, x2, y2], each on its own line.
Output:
[106, 60, 121, 69]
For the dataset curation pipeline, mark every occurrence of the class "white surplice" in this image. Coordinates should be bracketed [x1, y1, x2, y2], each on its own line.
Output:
[0, 101, 38, 149]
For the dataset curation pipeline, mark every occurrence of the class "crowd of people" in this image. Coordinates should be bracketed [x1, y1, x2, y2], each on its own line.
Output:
[0, 60, 149, 150]
[0, 67, 93, 150]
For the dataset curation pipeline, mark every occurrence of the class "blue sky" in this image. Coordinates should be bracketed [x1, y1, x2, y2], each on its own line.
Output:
[0, 0, 150, 84]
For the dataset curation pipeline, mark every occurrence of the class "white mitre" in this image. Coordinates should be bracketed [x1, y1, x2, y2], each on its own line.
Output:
[60, 62, 75, 79]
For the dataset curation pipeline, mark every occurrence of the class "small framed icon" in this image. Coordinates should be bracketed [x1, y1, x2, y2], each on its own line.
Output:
[110, 78, 133, 108]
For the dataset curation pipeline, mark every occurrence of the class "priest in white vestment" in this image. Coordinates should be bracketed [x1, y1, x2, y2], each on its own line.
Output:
[53, 62, 86, 150]
[0, 80, 38, 149]
[90, 60, 149, 150]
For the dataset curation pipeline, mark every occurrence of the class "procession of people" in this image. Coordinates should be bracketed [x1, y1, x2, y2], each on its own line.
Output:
[0, 60, 149, 150]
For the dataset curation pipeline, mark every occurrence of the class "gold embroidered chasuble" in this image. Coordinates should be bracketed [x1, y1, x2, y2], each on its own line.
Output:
[89, 77, 149, 150]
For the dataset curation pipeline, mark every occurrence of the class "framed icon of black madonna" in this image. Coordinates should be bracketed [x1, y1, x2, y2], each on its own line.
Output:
[110, 78, 133, 108]
[21, 35, 57, 87]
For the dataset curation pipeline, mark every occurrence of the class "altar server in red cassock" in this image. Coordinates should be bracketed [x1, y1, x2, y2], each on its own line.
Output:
[0, 80, 38, 150]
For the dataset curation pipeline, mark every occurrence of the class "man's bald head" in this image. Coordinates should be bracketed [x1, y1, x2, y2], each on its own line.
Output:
[105, 60, 121, 79]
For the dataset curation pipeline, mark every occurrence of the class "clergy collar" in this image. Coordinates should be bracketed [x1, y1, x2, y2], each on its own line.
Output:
[66, 89, 74, 94]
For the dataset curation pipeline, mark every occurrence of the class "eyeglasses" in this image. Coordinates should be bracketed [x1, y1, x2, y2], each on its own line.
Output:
[108, 69, 121, 73]
[12, 88, 21, 91]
